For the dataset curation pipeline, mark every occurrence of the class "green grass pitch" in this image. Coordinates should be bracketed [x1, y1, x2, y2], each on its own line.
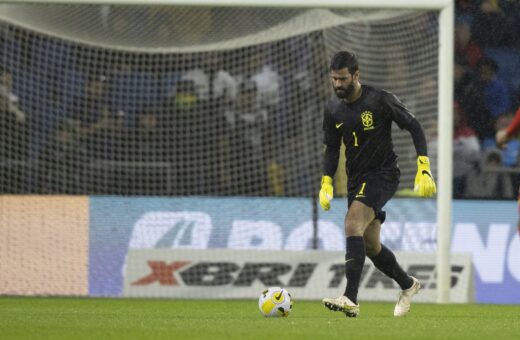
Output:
[1, 297, 519, 339]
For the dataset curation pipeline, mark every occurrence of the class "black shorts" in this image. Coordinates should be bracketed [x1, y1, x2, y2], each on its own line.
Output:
[347, 170, 400, 223]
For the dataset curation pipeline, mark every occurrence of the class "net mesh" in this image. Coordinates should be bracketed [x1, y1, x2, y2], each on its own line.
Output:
[0, 4, 438, 196]
[1, 4, 442, 299]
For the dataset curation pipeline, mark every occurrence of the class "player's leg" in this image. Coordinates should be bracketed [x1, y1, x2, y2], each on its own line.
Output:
[364, 218, 421, 316]
[323, 200, 373, 317]
[364, 218, 412, 288]
[343, 200, 374, 303]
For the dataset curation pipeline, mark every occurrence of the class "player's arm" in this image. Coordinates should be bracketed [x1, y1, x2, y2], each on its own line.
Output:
[320, 105, 342, 211]
[496, 107, 520, 148]
[383, 91, 436, 197]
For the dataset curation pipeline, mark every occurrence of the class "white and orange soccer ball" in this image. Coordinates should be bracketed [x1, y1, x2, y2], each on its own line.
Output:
[258, 287, 293, 317]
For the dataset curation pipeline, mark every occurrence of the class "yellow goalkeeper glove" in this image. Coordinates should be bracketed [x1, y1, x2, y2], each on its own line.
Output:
[319, 175, 334, 211]
[414, 156, 436, 197]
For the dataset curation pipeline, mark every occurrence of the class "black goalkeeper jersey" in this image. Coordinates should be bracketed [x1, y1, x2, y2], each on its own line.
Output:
[323, 85, 418, 188]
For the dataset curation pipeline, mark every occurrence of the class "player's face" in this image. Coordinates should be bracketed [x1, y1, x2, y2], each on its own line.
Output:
[330, 68, 356, 99]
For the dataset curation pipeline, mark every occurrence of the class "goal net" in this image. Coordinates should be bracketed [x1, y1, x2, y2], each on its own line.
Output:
[0, 4, 438, 196]
[0, 2, 446, 300]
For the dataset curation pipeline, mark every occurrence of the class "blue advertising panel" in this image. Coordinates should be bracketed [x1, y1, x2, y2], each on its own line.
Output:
[89, 197, 520, 303]
[89, 197, 315, 296]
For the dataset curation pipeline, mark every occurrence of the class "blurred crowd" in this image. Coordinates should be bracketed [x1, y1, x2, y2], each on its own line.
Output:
[2, 1, 520, 199]
[451, 0, 520, 198]
[0, 24, 326, 196]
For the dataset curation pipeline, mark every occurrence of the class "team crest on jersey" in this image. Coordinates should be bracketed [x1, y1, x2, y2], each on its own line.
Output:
[361, 111, 374, 130]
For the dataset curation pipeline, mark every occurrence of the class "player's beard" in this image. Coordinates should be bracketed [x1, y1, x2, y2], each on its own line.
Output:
[334, 83, 354, 99]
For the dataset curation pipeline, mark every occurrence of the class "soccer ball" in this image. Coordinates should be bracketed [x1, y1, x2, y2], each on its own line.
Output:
[258, 287, 293, 317]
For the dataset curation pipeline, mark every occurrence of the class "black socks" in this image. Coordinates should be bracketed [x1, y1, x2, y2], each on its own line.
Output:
[369, 244, 413, 290]
[343, 239, 413, 304]
[343, 236, 365, 304]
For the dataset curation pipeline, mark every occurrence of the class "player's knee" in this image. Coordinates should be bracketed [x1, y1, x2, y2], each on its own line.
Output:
[364, 240, 381, 257]
[345, 217, 365, 236]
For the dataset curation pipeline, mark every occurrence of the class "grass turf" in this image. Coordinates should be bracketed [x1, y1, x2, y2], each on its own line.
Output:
[1, 297, 519, 339]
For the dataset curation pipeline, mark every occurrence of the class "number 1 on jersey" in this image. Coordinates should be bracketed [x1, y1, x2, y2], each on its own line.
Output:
[352, 131, 359, 147]
[358, 182, 366, 195]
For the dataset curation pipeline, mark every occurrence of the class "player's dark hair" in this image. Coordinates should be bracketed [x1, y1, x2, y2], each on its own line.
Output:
[330, 51, 359, 74]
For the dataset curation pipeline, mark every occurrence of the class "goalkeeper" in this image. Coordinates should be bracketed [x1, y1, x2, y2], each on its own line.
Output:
[319, 51, 436, 318]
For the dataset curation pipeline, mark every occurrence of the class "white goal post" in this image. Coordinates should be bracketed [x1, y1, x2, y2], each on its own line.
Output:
[3, 0, 454, 303]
